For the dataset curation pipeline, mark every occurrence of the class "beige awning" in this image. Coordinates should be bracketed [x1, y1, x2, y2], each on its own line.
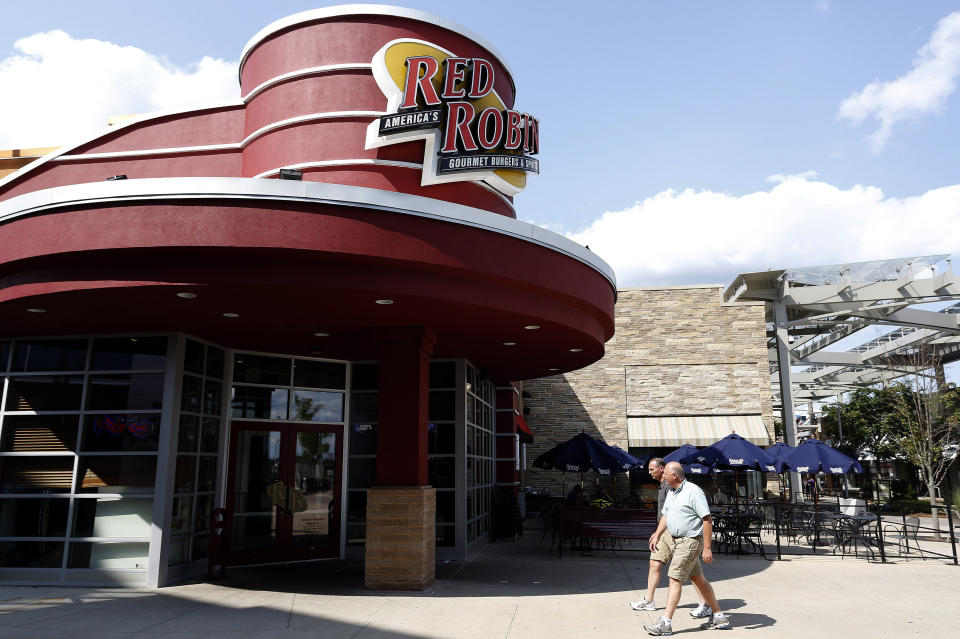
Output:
[627, 415, 770, 447]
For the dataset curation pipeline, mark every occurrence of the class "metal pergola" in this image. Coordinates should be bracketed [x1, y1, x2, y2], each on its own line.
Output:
[723, 254, 960, 499]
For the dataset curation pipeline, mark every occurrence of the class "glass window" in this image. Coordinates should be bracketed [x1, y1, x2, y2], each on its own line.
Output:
[203, 381, 222, 416]
[177, 415, 199, 452]
[90, 337, 166, 370]
[436, 491, 456, 524]
[80, 414, 161, 452]
[7, 375, 84, 411]
[0, 541, 64, 567]
[351, 363, 378, 390]
[12, 339, 87, 372]
[86, 373, 164, 411]
[205, 347, 224, 379]
[191, 533, 209, 560]
[0, 415, 79, 452]
[291, 390, 343, 422]
[184, 340, 204, 375]
[72, 498, 152, 537]
[180, 374, 202, 413]
[233, 354, 290, 386]
[0, 498, 70, 536]
[428, 457, 455, 489]
[428, 423, 455, 455]
[200, 418, 220, 453]
[293, 359, 346, 390]
[435, 525, 455, 547]
[350, 393, 377, 422]
[171, 496, 193, 535]
[348, 458, 376, 489]
[77, 456, 157, 494]
[0, 457, 74, 493]
[167, 535, 189, 566]
[429, 361, 456, 388]
[0, 341, 9, 371]
[347, 491, 367, 523]
[231, 386, 288, 420]
[67, 541, 148, 569]
[429, 390, 455, 421]
[173, 456, 196, 494]
[197, 457, 217, 492]
[349, 423, 376, 455]
[194, 494, 213, 532]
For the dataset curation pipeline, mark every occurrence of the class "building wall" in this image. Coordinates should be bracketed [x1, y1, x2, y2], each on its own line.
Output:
[523, 285, 772, 495]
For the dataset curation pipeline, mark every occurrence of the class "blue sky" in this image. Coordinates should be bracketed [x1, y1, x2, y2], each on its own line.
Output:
[1, 1, 959, 287]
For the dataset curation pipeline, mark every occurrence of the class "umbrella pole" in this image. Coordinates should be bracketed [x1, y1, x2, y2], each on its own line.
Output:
[735, 467, 743, 555]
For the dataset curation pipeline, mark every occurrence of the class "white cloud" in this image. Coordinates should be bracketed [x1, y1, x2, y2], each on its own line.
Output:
[0, 30, 239, 149]
[766, 170, 818, 184]
[814, 1, 830, 14]
[568, 174, 960, 286]
[838, 11, 960, 152]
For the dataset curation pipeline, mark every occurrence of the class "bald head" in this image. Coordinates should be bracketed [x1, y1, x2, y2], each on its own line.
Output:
[664, 462, 685, 487]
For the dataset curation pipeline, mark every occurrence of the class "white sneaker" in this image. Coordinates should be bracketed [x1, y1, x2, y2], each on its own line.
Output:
[690, 603, 713, 618]
[699, 613, 731, 630]
[644, 617, 673, 636]
[631, 598, 657, 611]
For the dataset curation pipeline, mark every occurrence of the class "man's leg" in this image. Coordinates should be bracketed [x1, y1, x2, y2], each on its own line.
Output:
[645, 559, 663, 602]
[663, 577, 683, 620]
[689, 574, 722, 614]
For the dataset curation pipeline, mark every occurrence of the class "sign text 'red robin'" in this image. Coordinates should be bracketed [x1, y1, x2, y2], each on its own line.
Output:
[366, 39, 540, 197]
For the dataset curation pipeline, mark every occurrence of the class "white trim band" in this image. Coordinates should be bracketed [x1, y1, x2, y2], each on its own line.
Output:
[57, 144, 241, 161]
[0, 177, 615, 289]
[242, 63, 374, 102]
[239, 4, 514, 91]
[241, 111, 385, 147]
[252, 159, 422, 178]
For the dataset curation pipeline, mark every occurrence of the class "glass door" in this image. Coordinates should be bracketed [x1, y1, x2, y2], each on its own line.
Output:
[226, 422, 341, 565]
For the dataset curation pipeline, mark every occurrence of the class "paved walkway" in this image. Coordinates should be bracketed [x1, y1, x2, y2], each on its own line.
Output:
[0, 528, 956, 638]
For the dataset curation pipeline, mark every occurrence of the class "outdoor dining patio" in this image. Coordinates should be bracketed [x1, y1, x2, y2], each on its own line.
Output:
[531, 431, 959, 565]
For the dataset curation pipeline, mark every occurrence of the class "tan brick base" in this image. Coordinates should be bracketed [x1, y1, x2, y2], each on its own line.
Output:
[364, 486, 436, 590]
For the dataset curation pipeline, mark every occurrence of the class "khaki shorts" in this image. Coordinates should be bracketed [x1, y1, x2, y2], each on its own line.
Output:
[667, 535, 704, 581]
[650, 530, 675, 564]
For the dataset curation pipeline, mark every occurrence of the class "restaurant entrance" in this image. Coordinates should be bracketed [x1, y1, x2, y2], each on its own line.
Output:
[225, 421, 342, 565]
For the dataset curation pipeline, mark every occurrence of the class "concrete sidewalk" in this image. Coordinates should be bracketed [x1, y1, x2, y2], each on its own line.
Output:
[0, 530, 956, 638]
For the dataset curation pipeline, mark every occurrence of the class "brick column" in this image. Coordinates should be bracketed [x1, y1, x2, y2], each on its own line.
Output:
[364, 486, 436, 590]
[364, 327, 436, 590]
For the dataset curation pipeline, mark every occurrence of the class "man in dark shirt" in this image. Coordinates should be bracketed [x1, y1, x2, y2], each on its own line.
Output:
[630, 458, 709, 618]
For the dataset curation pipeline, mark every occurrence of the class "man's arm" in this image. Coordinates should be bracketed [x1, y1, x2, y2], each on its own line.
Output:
[701, 515, 714, 563]
[649, 514, 667, 552]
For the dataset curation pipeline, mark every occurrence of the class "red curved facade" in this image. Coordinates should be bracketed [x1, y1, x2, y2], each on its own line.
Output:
[0, 6, 616, 590]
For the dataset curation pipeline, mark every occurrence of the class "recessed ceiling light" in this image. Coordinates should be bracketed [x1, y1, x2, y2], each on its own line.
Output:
[569, 348, 582, 352]
[25, 308, 46, 313]
[503, 341, 516, 346]
[223, 313, 239, 318]
[313, 332, 329, 337]
[176, 292, 197, 299]
[524, 325, 540, 330]
[374, 299, 394, 305]
[548, 368, 560, 371]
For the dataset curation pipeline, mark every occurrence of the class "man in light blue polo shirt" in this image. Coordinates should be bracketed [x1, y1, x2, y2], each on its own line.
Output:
[643, 462, 730, 635]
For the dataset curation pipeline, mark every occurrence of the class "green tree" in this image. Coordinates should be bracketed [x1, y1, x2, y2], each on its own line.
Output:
[887, 347, 960, 539]
[819, 387, 904, 460]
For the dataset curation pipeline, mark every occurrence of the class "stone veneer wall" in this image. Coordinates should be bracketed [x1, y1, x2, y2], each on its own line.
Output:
[523, 286, 772, 496]
[364, 487, 436, 590]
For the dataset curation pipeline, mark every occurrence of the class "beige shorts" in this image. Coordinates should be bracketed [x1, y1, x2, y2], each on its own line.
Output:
[667, 535, 704, 581]
[650, 530, 675, 564]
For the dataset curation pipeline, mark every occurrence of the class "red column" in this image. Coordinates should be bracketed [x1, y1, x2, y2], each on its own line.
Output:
[375, 326, 436, 486]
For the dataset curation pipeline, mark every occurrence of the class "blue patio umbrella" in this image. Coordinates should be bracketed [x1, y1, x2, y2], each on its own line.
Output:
[681, 433, 777, 472]
[783, 439, 863, 507]
[679, 433, 777, 513]
[534, 433, 641, 474]
[534, 433, 640, 503]
[664, 443, 701, 464]
[782, 439, 863, 475]
[765, 442, 795, 474]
